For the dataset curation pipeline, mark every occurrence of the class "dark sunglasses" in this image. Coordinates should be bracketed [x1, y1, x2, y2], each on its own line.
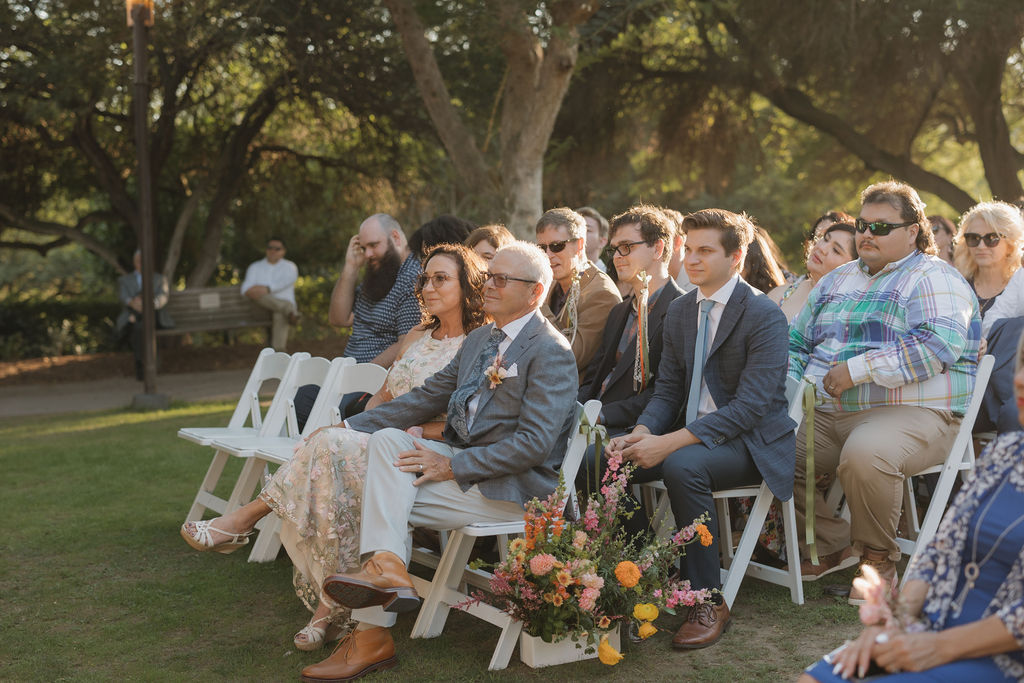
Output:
[963, 232, 1002, 248]
[485, 272, 536, 288]
[415, 273, 454, 291]
[537, 239, 577, 254]
[854, 218, 916, 236]
[606, 240, 649, 257]
[266, 245, 284, 251]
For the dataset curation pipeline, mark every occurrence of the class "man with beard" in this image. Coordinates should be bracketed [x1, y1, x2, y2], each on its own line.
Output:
[294, 213, 422, 428]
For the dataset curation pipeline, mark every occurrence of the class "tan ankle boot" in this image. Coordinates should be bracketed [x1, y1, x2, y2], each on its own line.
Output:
[300, 626, 396, 682]
[848, 547, 898, 606]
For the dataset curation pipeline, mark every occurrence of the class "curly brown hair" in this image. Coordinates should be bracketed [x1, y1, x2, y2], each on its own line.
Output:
[416, 243, 489, 334]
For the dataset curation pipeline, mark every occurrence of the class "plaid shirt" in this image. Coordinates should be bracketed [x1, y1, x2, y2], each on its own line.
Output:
[345, 254, 422, 362]
[788, 250, 981, 415]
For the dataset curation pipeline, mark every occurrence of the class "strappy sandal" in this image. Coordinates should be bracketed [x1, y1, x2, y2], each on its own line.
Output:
[179, 520, 254, 554]
[293, 615, 345, 652]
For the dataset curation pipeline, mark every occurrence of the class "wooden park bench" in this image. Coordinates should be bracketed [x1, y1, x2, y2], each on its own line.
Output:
[158, 286, 272, 342]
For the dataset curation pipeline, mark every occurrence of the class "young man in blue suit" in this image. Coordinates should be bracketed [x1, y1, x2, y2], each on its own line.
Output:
[607, 209, 794, 650]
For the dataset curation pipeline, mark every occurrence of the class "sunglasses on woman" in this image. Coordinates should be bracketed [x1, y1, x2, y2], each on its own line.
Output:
[963, 232, 1002, 248]
[854, 218, 917, 236]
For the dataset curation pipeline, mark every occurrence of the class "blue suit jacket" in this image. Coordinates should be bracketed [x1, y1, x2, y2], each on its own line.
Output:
[635, 279, 796, 500]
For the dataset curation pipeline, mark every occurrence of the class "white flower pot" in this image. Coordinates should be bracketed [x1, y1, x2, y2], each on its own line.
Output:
[519, 626, 621, 668]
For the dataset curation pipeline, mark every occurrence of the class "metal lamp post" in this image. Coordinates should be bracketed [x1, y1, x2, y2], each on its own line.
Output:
[127, 0, 168, 410]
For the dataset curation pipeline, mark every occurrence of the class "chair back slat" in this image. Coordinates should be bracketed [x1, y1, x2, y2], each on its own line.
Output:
[298, 358, 357, 436]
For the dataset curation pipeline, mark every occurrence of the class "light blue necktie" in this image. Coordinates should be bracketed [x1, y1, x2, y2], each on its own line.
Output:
[447, 326, 506, 443]
[685, 299, 715, 425]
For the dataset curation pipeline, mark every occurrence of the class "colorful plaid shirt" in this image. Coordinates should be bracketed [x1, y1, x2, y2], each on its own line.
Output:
[788, 250, 981, 415]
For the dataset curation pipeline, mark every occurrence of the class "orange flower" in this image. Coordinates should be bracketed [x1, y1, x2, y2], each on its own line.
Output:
[551, 593, 564, 606]
[597, 615, 612, 629]
[555, 570, 574, 587]
[696, 523, 713, 547]
[614, 561, 642, 588]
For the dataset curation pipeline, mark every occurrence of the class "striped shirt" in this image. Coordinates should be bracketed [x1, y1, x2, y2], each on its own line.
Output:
[788, 250, 981, 415]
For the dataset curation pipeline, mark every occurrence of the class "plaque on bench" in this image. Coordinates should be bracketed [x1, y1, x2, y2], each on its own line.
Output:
[198, 292, 221, 310]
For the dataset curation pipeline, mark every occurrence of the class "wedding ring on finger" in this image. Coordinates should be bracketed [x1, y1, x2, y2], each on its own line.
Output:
[874, 632, 889, 644]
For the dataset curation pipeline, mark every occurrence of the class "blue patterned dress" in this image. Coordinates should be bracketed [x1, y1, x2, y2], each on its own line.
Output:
[805, 432, 1024, 681]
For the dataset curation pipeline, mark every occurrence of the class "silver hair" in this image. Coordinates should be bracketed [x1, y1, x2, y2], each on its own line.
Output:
[536, 207, 587, 242]
[363, 213, 405, 238]
[496, 240, 553, 301]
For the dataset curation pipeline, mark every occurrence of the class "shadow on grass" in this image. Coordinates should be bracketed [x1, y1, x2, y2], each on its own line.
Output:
[0, 403, 861, 681]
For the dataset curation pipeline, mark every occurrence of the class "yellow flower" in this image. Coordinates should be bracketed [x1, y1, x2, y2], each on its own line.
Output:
[551, 593, 564, 607]
[508, 538, 526, 554]
[614, 561, 642, 588]
[597, 615, 612, 629]
[598, 635, 624, 666]
[637, 622, 657, 639]
[556, 569, 574, 587]
[633, 603, 659, 621]
[542, 592, 554, 603]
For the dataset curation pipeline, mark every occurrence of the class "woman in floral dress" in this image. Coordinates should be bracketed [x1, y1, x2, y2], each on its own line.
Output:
[180, 244, 488, 650]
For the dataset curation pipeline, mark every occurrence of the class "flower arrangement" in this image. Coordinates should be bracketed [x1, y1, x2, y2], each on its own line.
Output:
[462, 454, 714, 664]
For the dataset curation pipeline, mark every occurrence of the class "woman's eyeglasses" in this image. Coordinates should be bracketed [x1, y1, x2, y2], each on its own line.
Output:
[854, 218, 917, 236]
[485, 272, 537, 288]
[415, 273, 454, 291]
[537, 239, 576, 254]
[606, 240, 649, 257]
[963, 232, 1002, 248]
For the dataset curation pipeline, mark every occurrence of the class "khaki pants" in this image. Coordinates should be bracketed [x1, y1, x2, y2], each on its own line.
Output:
[252, 293, 296, 350]
[794, 406, 959, 561]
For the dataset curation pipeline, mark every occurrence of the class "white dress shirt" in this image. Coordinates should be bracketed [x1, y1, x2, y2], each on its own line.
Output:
[693, 274, 741, 419]
[466, 309, 537, 430]
[240, 258, 298, 305]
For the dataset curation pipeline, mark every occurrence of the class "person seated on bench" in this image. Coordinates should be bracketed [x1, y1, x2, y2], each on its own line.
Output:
[115, 248, 173, 381]
[299, 242, 577, 681]
[789, 181, 980, 603]
[240, 236, 300, 351]
[180, 244, 488, 652]
[798, 331, 1024, 683]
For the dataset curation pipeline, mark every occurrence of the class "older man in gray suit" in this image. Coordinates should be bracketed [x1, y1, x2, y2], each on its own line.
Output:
[607, 209, 794, 651]
[300, 242, 578, 682]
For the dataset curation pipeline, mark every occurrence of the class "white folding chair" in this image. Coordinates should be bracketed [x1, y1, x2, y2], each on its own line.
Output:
[408, 400, 602, 671]
[895, 354, 993, 585]
[181, 350, 310, 524]
[244, 361, 388, 562]
[640, 378, 806, 608]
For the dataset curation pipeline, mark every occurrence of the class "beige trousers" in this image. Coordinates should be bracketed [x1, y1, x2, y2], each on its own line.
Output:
[253, 293, 296, 350]
[354, 428, 524, 628]
[794, 405, 959, 561]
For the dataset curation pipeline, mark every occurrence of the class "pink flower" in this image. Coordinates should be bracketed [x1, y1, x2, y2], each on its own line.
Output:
[583, 507, 599, 531]
[529, 553, 557, 576]
[572, 530, 588, 550]
[579, 586, 600, 612]
[653, 588, 662, 599]
[580, 572, 604, 590]
[673, 524, 696, 544]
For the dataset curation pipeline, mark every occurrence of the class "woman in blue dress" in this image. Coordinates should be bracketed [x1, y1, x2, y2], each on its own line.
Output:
[800, 335, 1024, 681]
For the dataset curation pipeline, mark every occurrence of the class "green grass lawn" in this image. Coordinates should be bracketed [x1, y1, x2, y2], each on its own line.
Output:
[0, 403, 861, 681]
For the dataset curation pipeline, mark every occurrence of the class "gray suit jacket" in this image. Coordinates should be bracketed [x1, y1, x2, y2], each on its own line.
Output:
[636, 280, 796, 500]
[346, 311, 579, 506]
[115, 271, 172, 334]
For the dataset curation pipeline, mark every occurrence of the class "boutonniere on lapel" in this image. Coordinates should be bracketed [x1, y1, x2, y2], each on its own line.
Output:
[485, 354, 510, 389]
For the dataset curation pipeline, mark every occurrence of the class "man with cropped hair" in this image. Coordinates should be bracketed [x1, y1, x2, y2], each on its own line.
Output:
[577, 205, 609, 273]
[536, 207, 621, 380]
[789, 180, 981, 604]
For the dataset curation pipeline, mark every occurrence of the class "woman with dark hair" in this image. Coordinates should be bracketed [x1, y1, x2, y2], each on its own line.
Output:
[180, 243, 489, 652]
[742, 225, 789, 293]
[798, 331, 1024, 683]
[769, 223, 858, 322]
[465, 224, 514, 261]
[409, 214, 477, 258]
[930, 215, 956, 265]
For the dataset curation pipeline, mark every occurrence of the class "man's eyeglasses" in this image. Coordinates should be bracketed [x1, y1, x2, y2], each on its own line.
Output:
[963, 232, 1002, 248]
[606, 240, 649, 257]
[537, 239, 577, 254]
[415, 273, 454, 291]
[266, 245, 284, 251]
[485, 272, 537, 288]
[854, 218, 917, 236]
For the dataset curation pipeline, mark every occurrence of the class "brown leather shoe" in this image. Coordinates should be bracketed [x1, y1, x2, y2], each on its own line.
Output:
[322, 552, 420, 613]
[671, 601, 731, 650]
[848, 547, 898, 606]
[300, 626, 396, 682]
[799, 546, 858, 581]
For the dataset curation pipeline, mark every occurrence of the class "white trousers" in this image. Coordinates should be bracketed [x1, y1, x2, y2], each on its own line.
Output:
[354, 428, 523, 627]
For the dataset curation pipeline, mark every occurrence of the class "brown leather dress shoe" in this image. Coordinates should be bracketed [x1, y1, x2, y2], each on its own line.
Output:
[322, 552, 420, 613]
[799, 546, 858, 581]
[847, 547, 898, 606]
[671, 601, 731, 650]
[300, 626, 396, 682]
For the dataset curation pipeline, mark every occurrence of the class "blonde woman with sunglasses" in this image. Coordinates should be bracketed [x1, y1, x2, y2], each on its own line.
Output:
[954, 201, 1024, 321]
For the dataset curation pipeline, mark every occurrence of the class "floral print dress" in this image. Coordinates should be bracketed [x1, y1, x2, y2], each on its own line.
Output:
[261, 331, 464, 617]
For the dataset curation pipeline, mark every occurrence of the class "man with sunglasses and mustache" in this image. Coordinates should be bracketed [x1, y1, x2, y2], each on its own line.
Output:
[536, 207, 621, 381]
[789, 180, 981, 605]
